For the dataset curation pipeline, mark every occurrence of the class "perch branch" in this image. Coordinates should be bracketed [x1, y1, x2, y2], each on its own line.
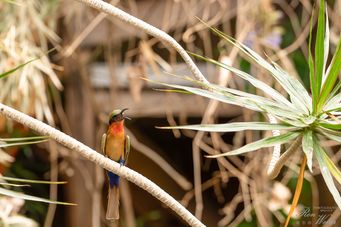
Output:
[0, 103, 205, 227]
[75, 0, 209, 85]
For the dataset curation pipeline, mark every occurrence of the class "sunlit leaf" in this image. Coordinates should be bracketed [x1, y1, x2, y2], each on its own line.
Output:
[0, 182, 30, 187]
[0, 136, 49, 142]
[158, 122, 295, 132]
[189, 52, 295, 109]
[0, 176, 66, 185]
[328, 80, 341, 101]
[207, 131, 300, 157]
[314, 140, 341, 209]
[308, 8, 317, 112]
[302, 131, 314, 172]
[319, 128, 341, 143]
[198, 19, 311, 114]
[318, 35, 341, 110]
[324, 93, 341, 111]
[320, 122, 341, 130]
[322, 6, 330, 83]
[315, 0, 325, 98]
[0, 139, 48, 148]
[320, 150, 341, 185]
[0, 187, 76, 205]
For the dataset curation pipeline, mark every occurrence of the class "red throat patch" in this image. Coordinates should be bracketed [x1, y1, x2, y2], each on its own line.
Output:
[109, 121, 124, 134]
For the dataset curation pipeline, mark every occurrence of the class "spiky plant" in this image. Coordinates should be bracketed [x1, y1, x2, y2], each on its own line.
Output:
[153, 0, 340, 225]
[0, 59, 73, 207]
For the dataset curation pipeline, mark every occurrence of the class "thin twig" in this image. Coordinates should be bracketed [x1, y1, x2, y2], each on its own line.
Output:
[75, 0, 209, 85]
[120, 179, 136, 227]
[125, 128, 193, 191]
[0, 103, 205, 227]
[43, 141, 58, 227]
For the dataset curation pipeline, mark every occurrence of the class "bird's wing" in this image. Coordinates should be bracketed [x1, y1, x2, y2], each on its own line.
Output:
[101, 133, 107, 156]
[124, 135, 130, 164]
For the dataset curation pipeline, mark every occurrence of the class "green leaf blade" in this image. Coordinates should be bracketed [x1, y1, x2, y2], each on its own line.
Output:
[315, 0, 325, 98]
[302, 131, 314, 172]
[320, 123, 341, 130]
[314, 140, 341, 209]
[321, 151, 341, 185]
[208, 131, 300, 157]
[318, 35, 341, 111]
[0, 187, 75, 205]
[0, 176, 67, 185]
[189, 52, 295, 109]
[0, 139, 48, 148]
[0, 135, 49, 142]
[0, 58, 36, 80]
[158, 122, 296, 132]
[308, 9, 317, 112]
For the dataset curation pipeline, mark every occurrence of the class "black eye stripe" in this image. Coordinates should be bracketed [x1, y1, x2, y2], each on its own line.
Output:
[109, 114, 124, 124]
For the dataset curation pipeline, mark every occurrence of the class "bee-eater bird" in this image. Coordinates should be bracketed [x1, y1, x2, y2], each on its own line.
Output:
[101, 108, 130, 221]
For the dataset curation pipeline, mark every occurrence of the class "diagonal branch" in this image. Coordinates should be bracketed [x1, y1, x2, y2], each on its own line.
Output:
[75, 0, 209, 85]
[0, 103, 205, 227]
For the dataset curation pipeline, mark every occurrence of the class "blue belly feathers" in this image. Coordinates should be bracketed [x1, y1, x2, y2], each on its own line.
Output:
[107, 157, 125, 188]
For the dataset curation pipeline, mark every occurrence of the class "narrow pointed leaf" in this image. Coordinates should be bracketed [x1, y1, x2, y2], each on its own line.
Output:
[322, 6, 329, 83]
[158, 122, 296, 132]
[147, 79, 300, 119]
[302, 131, 314, 172]
[328, 80, 341, 101]
[0, 182, 30, 187]
[320, 150, 341, 185]
[0, 176, 67, 185]
[320, 122, 341, 130]
[0, 48, 56, 80]
[198, 18, 311, 112]
[206, 25, 311, 114]
[0, 59, 37, 80]
[207, 131, 300, 158]
[324, 92, 341, 111]
[315, 0, 325, 97]
[319, 128, 341, 143]
[271, 62, 311, 113]
[0, 136, 49, 142]
[189, 52, 295, 109]
[318, 35, 341, 110]
[314, 140, 341, 209]
[308, 9, 317, 112]
[0, 187, 76, 205]
[0, 139, 48, 148]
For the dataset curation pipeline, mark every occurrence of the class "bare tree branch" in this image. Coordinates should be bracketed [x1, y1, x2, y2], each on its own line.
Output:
[0, 103, 205, 227]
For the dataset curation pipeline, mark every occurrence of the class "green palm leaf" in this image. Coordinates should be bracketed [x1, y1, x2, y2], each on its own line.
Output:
[207, 131, 300, 157]
[0, 187, 75, 205]
[158, 122, 295, 132]
[314, 139, 341, 209]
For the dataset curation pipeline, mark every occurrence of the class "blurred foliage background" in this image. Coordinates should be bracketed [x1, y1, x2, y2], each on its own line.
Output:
[0, 0, 340, 226]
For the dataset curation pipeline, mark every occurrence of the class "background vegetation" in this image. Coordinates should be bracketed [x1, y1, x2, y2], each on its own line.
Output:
[0, 0, 340, 226]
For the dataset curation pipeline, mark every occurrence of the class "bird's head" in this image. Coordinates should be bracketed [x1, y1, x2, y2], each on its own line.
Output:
[109, 108, 130, 124]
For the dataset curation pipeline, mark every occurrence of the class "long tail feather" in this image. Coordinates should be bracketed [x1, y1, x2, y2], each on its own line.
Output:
[106, 186, 120, 221]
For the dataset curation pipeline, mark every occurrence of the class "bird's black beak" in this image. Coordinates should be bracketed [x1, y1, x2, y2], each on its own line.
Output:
[120, 108, 128, 114]
[121, 108, 131, 120]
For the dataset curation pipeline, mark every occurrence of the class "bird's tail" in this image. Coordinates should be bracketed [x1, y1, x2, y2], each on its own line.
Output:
[106, 186, 120, 221]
